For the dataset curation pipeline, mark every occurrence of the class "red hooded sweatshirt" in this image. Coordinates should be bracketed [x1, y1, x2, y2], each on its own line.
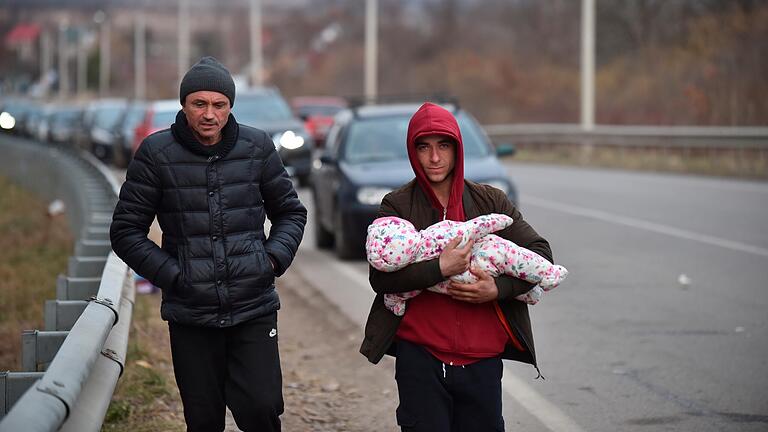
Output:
[395, 103, 509, 365]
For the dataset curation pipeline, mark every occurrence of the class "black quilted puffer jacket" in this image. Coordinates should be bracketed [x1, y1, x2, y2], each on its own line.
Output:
[110, 112, 307, 327]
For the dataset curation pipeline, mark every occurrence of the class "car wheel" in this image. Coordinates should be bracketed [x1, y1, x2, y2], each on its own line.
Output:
[297, 173, 311, 188]
[314, 198, 334, 249]
[113, 146, 127, 168]
[334, 210, 357, 260]
[93, 144, 108, 161]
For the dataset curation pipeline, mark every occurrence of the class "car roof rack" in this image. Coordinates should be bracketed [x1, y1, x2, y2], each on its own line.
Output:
[346, 93, 460, 117]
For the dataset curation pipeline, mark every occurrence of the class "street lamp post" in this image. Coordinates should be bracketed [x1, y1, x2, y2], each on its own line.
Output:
[178, 0, 190, 86]
[134, 11, 146, 100]
[76, 29, 88, 96]
[364, 0, 378, 101]
[40, 30, 52, 97]
[580, 0, 595, 131]
[249, 0, 263, 88]
[58, 20, 69, 99]
[94, 10, 110, 97]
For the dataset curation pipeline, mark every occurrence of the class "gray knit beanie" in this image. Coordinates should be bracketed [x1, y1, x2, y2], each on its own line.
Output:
[179, 56, 236, 107]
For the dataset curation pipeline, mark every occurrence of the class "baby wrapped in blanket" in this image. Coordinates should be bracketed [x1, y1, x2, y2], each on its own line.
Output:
[366, 214, 568, 316]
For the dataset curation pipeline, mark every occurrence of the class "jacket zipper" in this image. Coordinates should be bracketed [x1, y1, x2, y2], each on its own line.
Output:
[206, 154, 230, 318]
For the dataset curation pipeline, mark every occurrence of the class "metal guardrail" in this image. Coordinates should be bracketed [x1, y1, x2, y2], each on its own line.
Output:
[0, 135, 133, 432]
[484, 123, 768, 149]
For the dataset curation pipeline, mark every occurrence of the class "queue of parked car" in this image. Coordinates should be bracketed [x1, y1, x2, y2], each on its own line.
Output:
[0, 96, 146, 167]
[2, 93, 519, 260]
[291, 95, 347, 148]
[0, 87, 318, 177]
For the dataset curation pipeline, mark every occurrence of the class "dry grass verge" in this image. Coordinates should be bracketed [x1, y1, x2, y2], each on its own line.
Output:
[0, 175, 73, 370]
[102, 293, 185, 431]
[103, 269, 398, 432]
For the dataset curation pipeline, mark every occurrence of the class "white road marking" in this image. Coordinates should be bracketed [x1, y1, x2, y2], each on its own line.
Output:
[502, 371, 587, 432]
[330, 258, 371, 287]
[523, 195, 768, 259]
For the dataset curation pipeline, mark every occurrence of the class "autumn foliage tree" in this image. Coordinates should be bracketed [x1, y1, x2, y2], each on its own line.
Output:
[270, 0, 766, 126]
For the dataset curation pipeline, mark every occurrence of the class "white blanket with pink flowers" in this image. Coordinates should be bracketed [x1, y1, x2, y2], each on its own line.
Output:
[366, 214, 568, 316]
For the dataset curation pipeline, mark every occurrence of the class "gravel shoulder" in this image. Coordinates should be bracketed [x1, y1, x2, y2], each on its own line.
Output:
[273, 268, 398, 432]
[110, 266, 399, 432]
[110, 169, 399, 430]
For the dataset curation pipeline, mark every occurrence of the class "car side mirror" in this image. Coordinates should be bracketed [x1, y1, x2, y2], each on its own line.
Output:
[495, 143, 516, 157]
[319, 153, 337, 166]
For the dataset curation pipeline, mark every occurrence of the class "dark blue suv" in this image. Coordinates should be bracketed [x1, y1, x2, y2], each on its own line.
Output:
[310, 102, 517, 259]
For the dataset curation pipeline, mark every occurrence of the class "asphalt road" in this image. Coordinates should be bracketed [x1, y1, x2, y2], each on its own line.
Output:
[291, 162, 768, 432]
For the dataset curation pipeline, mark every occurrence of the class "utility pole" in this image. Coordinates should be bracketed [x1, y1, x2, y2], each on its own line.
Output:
[178, 0, 190, 86]
[249, 0, 263, 87]
[364, 0, 378, 101]
[76, 29, 87, 96]
[95, 10, 110, 97]
[58, 20, 69, 99]
[134, 11, 146, 100]
[580, 0, 595, 131]
[40, 30, 52, 97]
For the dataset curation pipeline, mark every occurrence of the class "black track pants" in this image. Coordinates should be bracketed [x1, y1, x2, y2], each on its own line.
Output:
[169, 312, 283, 432]
[394, 340, 505, 432]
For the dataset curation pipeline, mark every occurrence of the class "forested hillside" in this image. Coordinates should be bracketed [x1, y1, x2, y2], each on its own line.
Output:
[268, 0, 767, 125]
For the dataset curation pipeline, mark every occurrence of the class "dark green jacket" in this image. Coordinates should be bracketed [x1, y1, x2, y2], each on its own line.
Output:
[359, 179, 552, 369]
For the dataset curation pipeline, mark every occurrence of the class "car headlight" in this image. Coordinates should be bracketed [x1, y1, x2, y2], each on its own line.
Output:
[0, 112, 16, 130]
[484, 180, 509, 195]
[272, 130, 305, 150]
[92, 128, 113, 144]
[356, 187, 392, 206]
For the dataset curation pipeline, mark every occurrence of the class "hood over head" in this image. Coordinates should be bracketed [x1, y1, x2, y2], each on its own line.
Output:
[406, 102, 465, 221]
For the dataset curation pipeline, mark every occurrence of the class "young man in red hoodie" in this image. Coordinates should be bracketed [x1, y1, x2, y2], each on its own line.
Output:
[361, 102, 554, 431]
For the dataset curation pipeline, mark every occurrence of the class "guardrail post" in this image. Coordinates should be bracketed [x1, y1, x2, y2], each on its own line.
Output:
[74, 239, 112, 257]
[56, 275, 101, 301]
[44, 300, 88, 331]
[88, 212, 113, 225]
[68, 256, 108, 277]
[21, 331, 69, 372]
[0, 372, 44, 418]
[81, 226, 111, 242]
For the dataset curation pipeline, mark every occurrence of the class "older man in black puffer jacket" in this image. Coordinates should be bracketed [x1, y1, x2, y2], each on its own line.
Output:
[110, 56, 306, 432]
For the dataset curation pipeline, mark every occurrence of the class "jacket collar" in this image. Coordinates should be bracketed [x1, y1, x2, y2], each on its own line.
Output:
[461, 182, 479, 218]
[409, 179, 479, 222]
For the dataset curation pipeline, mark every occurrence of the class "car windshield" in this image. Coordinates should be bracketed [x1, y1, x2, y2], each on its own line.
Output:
[93, 106, 125, 128]
[152, 110, 178, 129]
[123, 105, 146, 128]
[342, 113, 491, 164]
[233, 94, 294, 122]
[6, 104, 35, 116]
[297, 105, 343, 117]
[51, 109, 81, 124]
